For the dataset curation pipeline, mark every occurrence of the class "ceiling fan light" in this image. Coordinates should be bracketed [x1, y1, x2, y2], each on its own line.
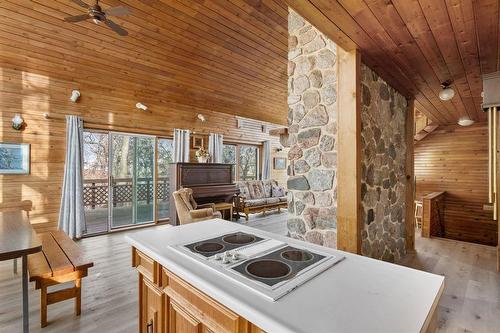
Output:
[92, 18, 100, 24]
[458, 118, 475, 126]
[439, 87, 455, 101]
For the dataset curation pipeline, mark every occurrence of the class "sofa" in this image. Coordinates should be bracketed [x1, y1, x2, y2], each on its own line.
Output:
[233, 180, 287, 221]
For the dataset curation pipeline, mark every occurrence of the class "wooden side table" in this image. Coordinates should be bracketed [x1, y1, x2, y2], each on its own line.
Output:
[214, 202, 233, 221]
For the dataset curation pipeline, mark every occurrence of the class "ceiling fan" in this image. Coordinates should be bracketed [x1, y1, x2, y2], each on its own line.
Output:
[64, 0, 131, 36]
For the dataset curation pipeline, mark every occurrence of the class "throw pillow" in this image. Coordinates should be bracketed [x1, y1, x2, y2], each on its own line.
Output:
[272, 185, 286, 197]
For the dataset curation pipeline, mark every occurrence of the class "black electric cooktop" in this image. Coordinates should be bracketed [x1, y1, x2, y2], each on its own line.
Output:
[231, 246, 325, 287]
[184, 232, 265, 258]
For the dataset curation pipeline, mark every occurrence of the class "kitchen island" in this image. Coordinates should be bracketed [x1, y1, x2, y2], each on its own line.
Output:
[127, 219, 444, 333]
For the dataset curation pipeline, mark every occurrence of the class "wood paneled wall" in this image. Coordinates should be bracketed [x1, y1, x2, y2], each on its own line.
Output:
[0, 66, 283, 232]
[415, 123, 496, 246]
[270, 148, 288, 187]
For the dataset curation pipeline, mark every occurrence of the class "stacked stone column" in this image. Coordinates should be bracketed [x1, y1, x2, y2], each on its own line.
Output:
[286, 10, 338, 248]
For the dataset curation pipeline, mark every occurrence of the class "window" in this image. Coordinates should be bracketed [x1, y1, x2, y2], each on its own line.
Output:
[223, 144, 236, 180]
[222, 143, 259, 181]
[239, 145, 259, 180]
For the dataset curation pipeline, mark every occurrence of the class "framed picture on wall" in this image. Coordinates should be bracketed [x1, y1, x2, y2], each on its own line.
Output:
[0, 143, 30, 174]
[192, 135, 204, 149]
[274, 157, 286, 170]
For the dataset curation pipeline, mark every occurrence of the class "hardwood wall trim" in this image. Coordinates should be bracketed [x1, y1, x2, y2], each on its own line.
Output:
[405, 99, 416, 252]
[336, 48, 362, 254]
[415, 123, 496, 246]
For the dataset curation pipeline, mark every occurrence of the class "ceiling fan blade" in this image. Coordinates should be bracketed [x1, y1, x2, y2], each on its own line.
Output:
[70, 0, 90, 9]
[104, 6, 131, 17]
[64, 14, 90, 22]
[104, 19, 128, 36]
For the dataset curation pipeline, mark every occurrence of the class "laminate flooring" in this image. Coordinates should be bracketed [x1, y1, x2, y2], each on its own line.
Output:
[1, 211, 499, 332]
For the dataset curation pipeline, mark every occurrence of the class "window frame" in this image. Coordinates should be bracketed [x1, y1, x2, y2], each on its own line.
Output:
[223, 142, 262, 181]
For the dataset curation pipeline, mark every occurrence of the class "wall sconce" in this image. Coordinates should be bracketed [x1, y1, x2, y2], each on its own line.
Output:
[12, 114, 24, 130]
[70, 90, 81, 103]
[197, 113, 207, 122]
[136, 102, 148, 111]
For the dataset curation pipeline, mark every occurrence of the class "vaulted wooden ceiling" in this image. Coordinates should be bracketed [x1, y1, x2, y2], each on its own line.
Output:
[287, 0, 498, 125]
[0, 0, 288, 125]
[2, 0, 499, 126]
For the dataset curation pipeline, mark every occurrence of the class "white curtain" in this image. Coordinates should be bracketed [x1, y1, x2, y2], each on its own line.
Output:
[173, 129, 191, 162]
[58, 115, 86, 239]
[262, 140, 272, 180]
[208, 133, 224, 163]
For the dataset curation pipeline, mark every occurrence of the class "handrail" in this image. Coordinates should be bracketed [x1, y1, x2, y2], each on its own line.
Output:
[83, 177, 170, 208]
[421, 191, 446, 238]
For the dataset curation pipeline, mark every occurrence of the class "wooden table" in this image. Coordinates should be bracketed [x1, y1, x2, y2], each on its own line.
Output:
[0, 211, 42, 333]
[214, 202, 233, 221]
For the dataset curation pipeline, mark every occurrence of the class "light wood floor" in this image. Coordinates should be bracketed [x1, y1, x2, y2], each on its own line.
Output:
[0, 211, 498, 332]
[398, 232, 500, 333]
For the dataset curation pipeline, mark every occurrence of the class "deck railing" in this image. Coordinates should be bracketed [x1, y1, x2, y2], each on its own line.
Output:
[83, 177, 169, 208]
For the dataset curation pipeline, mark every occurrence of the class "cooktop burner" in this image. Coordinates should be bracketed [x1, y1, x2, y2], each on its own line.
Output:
[194, 242, 225, 254]
[223, 233, 256, 245]
[232, 246, 325, 287]
[184, 232, 264, 258]
[246, 259, 291, 279]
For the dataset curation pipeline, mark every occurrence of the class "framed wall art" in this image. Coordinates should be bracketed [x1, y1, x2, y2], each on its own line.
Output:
[273, 157, 286, 170]
[192, 135, 204, 149]
[0, 143, 30, 174]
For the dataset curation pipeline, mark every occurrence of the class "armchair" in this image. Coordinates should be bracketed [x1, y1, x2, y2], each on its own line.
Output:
[172, 188, 222, 225]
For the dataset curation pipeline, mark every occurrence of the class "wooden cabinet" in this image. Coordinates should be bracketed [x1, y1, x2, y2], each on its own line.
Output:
[169, 301, 202, 333]
[133, 247, 264, 333]
[139, 274, 165, 333]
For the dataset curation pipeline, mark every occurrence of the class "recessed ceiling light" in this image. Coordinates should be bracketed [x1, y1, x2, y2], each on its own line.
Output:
[458, 118, 474, 126]
[439, 81, 455, 101]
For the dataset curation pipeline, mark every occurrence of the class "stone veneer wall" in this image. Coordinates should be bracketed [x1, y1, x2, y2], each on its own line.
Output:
[360, 63, 407, 261]
[286, 9, 338, 248]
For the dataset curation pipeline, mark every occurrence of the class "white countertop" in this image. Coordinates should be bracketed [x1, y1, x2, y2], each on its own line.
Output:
[126, 219, 444, 333]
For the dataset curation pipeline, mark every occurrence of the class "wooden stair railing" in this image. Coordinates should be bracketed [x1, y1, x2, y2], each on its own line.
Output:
[414, 111, 438, 142]
[421, 192, 446, 238]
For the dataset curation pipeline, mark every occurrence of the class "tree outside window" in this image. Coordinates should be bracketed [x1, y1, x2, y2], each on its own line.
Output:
[239, 145, 258, 180]
[222, 144, 259, 181]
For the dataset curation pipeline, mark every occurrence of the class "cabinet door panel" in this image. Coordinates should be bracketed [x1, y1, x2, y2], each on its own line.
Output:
[140, 275, 165, 333]
[169, 301, 201, 333]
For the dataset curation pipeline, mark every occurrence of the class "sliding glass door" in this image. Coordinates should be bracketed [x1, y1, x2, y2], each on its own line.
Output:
[110, 133, 155, 229]
[83, 131, 156, 235]
[83, 131, 110, 235]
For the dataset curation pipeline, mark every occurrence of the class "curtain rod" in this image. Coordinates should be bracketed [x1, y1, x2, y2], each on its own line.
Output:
[42, 113, 228, 138]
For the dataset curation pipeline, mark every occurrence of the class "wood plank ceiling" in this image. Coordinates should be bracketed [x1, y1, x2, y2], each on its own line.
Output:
[0, 0, 288, 125]
[286, 0, 499, 125]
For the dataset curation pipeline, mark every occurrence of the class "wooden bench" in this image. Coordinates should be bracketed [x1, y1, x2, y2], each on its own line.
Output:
[28, 230, 93, 327]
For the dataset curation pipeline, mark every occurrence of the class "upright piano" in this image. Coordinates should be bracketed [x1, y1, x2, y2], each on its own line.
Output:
[169, 163, 238, 225]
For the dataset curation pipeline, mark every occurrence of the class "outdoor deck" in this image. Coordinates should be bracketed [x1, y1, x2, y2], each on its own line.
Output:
[83, 177, 169, 235]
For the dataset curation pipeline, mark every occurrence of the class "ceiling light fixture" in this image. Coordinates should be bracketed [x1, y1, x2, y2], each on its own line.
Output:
[439, 80, 455, 101]
[458, 118, 475, 126]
